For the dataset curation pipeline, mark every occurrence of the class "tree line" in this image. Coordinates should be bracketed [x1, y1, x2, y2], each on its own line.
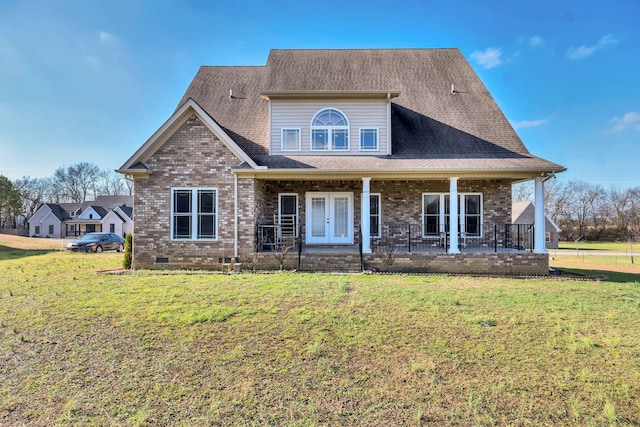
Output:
[0, 162, 132, 228]
[514, 179, 640, 243]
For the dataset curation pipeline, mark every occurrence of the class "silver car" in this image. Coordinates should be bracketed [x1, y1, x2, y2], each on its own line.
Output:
[67, 232, 125, 253]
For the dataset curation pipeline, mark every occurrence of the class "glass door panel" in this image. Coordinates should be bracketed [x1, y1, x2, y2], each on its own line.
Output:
[311, 197, 327, 239]
[333, 197, 349, 238]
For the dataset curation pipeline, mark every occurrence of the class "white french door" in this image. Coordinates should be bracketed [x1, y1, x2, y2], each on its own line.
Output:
[306, 192, 353, 244]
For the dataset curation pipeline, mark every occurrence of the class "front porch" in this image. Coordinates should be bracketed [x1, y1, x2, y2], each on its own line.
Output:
[237, 175, 551, 275]
[255, 221, 545, 274]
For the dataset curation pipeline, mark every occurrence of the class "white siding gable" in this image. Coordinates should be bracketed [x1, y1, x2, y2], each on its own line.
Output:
[29, 205, 53, 236]
[101, 210, 123, 236]
[270, 99, 389, 155]
[78, 207, 103, 220]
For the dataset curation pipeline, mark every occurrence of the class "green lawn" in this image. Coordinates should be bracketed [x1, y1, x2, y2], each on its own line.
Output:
[1, 246, 639, 425]
[558, 241, 637, 252]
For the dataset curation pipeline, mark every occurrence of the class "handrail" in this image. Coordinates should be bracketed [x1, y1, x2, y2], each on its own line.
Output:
[371, 223, 534, 253]
[358, 226, 363, 271]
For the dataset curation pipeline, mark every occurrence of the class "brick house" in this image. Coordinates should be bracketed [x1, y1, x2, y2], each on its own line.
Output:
[118, 49, 564, 274]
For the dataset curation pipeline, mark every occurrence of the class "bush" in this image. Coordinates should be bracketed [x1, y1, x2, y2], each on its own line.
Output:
[123, 233, 132, 269]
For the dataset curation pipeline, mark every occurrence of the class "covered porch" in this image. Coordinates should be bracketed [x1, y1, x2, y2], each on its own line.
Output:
[245, 173, 551, 274]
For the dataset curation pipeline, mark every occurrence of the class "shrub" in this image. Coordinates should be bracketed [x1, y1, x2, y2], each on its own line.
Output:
[123, 233, 132, 269]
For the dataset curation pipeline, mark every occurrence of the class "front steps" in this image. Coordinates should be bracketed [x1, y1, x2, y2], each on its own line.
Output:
[298, 245, 362, 272]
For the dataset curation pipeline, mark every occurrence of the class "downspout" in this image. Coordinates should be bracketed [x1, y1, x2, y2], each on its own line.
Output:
[234, 172, 238, 258]
[386, 92, 392, 155]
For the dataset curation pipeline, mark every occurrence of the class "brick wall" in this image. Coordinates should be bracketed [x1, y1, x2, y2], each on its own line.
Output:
[260, 179, 512, 244]
[133, 115, 243, 269]
[130, 113, 521, 273]
[363, 252, 549, 275]
[245, 251, 548, 275]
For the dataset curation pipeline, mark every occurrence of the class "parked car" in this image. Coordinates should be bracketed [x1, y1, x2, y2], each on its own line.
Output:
[67, 232, 125, 253]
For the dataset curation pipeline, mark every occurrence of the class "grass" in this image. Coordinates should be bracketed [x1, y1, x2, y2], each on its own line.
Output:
[550, 252, 640, 283]
[558, 241, 637, 252]
[1, 235, 640, 425]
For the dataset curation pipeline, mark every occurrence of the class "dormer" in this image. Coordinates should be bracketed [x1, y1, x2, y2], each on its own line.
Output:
[77, 206, 105, 220]
[261, 91, 399, 156]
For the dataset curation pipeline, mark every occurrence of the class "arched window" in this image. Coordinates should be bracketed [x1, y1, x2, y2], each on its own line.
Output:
[311, 108, 349, 151]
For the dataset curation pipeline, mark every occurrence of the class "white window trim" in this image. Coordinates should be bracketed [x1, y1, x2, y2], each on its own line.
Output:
[170, 187, 219, 241]
[278, 193, 299, 237]
[310, 108, 350, 151]
[281, 128, 301, 151]
[359, 127, 379, 151]
[370, 193, 381, 238]
[422, 193, 483, 238]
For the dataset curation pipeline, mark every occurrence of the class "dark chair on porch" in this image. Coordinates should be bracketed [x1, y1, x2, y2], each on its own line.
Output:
[274, 214, 297, 251]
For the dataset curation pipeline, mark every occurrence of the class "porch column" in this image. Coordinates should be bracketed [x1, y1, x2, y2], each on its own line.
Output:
[361, 177, 372, 253]
[448, 177, 460, 254]
[534, 177, 547, 254]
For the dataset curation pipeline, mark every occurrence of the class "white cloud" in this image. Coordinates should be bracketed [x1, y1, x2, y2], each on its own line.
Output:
[98, 31, 116, 44]
[607, 112, 640, 133]
[511, 119, 548, 129]
[470, 47, 503, 69]
[528, 35, 544, 48]
[567, 34, 618, 60]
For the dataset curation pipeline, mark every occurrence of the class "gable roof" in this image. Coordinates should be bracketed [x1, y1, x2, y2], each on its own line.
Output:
[121, 48, 564, 177]
[512, 201, 561, 232]
[45, 203, 71, 222]
[118, 205, 133, 220]
[35, 197, 133, 224]
[118, 99, 262, 173]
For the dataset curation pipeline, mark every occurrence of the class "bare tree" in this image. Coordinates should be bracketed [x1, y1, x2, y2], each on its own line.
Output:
[512, 182, 533, 202]
[543, 179, 568, 224]
[12, 177, 48, 224]
[612, 187, 640, 263]
[43, 176, 66, 203]
[95, 170, 128, 196]
[53, 162, 101, 203]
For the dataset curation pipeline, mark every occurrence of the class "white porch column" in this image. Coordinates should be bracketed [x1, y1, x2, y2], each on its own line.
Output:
[448, 177, 460, 254]
[534, 177, 547, 254]
[361, 177, 372, 254]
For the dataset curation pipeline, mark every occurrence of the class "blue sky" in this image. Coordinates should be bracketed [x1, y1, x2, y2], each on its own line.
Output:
[1, 0, 638, 188]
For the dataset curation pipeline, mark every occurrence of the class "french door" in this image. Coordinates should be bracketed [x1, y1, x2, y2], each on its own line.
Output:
[305, 192, 353, 244]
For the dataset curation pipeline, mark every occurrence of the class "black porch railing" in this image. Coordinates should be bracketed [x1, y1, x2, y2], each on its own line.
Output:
[371, 223, 534, 253]
[256, 220, 301, 253]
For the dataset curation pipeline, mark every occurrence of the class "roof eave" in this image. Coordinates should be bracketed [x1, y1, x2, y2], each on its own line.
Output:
[233, 166, 565, 180]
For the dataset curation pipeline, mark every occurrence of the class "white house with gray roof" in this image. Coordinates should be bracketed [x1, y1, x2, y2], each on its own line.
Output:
[118, 48, 564, 274]
[28, 196, 133, 238]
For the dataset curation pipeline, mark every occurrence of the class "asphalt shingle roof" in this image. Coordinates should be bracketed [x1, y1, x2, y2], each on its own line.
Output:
[177, 48, 564, 173]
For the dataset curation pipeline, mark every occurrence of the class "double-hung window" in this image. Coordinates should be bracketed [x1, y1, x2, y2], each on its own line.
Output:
[311, 108, 349, 151]
[422, 193, 482, 237]
[171, 188, 218, 240]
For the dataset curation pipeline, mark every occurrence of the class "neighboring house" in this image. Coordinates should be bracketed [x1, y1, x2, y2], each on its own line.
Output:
[28, 196, 133, 238]
[512, 201, 561, 249]
[118, 49, 565, 274]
